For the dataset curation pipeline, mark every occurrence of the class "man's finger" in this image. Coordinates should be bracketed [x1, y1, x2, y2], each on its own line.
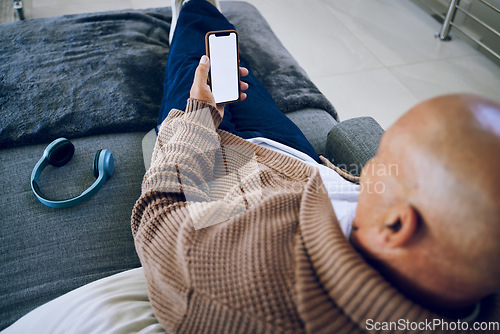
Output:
[240, 67, 249, 77]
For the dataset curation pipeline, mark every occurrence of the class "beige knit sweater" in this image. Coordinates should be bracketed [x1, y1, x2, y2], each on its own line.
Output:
[132, 99, 499, 333]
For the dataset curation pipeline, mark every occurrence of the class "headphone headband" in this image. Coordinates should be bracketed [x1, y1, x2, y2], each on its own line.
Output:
[31, 138, 114, 209]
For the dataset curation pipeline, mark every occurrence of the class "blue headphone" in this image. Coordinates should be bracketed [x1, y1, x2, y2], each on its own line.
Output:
[31, 138, 114, 208]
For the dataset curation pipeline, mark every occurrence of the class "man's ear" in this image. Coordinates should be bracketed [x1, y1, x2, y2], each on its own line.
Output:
[382, 204, 419, 248]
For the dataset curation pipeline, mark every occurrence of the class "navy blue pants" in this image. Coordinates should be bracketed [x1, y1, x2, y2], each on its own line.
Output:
[158, 0, 320, 162]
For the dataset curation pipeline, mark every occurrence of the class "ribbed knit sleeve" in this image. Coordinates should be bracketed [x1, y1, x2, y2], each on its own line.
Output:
[141, 99, 223, 203]
[131, 98, 224, 330]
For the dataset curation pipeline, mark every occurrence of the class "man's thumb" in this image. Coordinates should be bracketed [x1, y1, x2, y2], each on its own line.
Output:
[194, 55, 210, 84]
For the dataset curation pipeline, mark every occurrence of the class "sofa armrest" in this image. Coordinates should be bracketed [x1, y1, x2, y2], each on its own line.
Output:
[324, 117, 384, 177]
[285, 108, 337, 156]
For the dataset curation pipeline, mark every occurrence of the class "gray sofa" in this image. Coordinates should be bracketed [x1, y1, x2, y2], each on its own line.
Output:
[0, 2, 383, 330]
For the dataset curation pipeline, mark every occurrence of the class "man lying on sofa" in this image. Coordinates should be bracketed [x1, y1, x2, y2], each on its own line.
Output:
[131, 0, 500, 332]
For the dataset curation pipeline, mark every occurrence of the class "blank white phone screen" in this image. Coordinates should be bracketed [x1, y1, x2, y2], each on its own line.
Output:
[208, 32, 239, 104]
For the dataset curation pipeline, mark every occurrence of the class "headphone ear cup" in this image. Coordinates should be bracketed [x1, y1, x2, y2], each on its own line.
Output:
[47, 139, 75, 167]
[93, 149, 102, 178]
[93, 149, 114, 179]
[103, 150, 114, 178]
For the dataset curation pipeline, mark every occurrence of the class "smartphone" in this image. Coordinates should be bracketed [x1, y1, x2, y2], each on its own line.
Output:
[205, 30, 240, 104]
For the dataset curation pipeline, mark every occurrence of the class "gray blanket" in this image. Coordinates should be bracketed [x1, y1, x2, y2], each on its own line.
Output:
[0, 2, 337, 149]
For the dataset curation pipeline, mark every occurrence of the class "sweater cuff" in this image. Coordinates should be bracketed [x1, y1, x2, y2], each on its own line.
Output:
[185, 98, 223, 129]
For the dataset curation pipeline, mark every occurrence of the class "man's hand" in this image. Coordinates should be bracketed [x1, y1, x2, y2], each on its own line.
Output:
[190, 55, 249, 117]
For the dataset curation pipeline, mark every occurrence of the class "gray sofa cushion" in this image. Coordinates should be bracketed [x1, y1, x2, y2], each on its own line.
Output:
[325, 117, 384, 176]
[0, 133, 146, 330]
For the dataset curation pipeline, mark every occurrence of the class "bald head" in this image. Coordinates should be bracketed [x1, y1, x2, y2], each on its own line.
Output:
[352, 94, 500, 313]
[392, 94, 500, 246]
